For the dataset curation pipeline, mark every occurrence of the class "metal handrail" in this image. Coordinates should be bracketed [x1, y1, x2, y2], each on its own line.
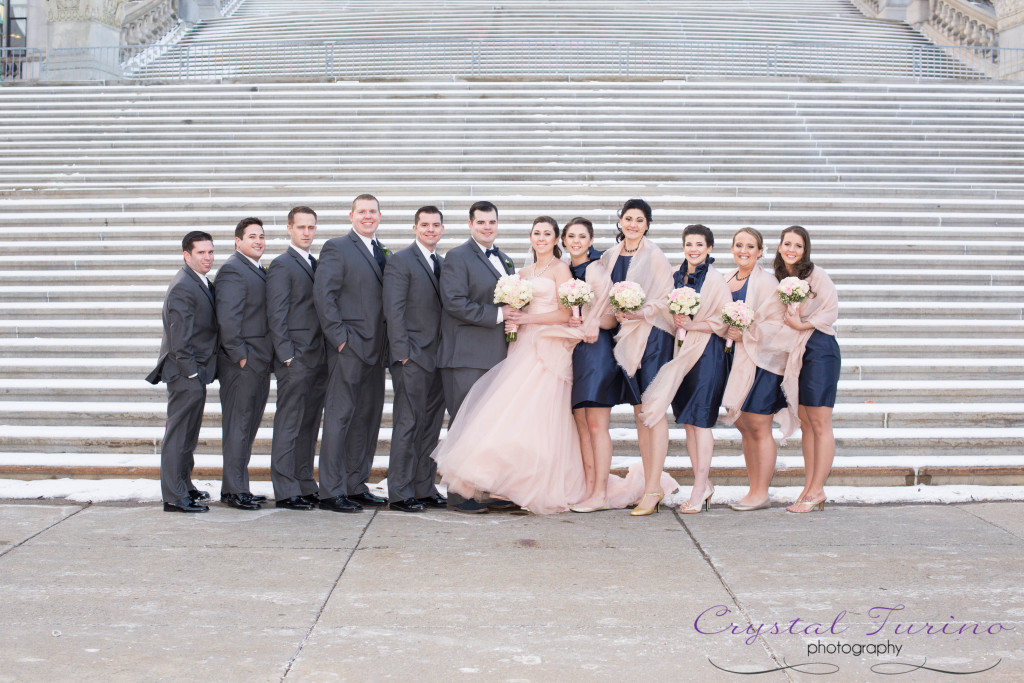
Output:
[26, 38, 1024, 83]
[0, 47, 44, 82]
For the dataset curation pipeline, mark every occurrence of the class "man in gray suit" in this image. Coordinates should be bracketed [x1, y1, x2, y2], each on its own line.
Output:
[382, 206, 448, 513]
[146, 231, 218, 513]
[266, 206, 325, 511]
[215, 217, 273, 510]
[437, 200, 515, 513]
[313, 194, 390, 513]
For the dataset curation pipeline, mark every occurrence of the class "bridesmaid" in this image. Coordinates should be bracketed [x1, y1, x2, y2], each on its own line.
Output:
[720, 228, 782, 511]
[774, 226, 841, 513]
[600, 198, 676, 516]
[639, 225, 730, 514]
[561, 217, 620, 512]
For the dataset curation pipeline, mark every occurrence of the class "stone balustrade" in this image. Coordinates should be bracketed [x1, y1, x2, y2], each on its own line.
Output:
[120, 0, 178, 45]
[926, 0, 999, 47]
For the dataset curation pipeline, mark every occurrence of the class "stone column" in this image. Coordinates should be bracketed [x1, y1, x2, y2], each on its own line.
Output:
[176, 0, 224, 23]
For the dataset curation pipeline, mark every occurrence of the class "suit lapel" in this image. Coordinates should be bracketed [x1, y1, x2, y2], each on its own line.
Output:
[184, 266, 214, 307]
[349, 230, 383, 283]
[471, 241, 502, 280]
[287, 247, 315, 280]
[413, 247, 441, 296]
[235, 252, 267, 281]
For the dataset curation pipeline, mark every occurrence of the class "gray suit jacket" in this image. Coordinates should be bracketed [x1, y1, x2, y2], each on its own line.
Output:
[266, 247, 326, 369]
[383, 242, 444, 372]
[437, 238, 514, 371]
[146, 266, 218, 384]
[214, 251, 273, 374]
[313, 229, 388, 366]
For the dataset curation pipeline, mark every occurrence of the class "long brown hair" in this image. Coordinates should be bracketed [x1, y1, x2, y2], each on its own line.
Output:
[773, 225, 815, 282]
[530, 216, 562, 261]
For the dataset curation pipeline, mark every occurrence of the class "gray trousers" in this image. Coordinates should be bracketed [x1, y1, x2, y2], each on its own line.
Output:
[218, 361, 271, 495]
[319, 348, 385, 498]
[270, 360, 326, 499]
[387, 361, 445, 501]
[160, 376, 205, 503]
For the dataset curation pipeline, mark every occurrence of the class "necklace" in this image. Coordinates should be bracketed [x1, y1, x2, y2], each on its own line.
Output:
[623, 239, 642, 254]
[731, 270, 752, 282]
[530, 256, 556, 279]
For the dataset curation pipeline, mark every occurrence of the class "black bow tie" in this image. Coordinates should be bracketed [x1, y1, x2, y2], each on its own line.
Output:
[485, 247, 500, 258]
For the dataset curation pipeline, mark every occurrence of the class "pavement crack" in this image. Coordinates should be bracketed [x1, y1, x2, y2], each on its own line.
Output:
[673, 510, 796, 682]
[958, 504, 1024, 543]
[0, 503, 91, 560]
[279, 508, 377, 680]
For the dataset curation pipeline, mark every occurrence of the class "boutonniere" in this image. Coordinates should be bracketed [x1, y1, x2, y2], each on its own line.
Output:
[503, 257, 514, 270]
[262, 266, 268, 273]
[379, 244, 392, 257]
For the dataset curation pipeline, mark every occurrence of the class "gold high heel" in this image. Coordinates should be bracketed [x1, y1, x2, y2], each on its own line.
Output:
[786, 495, 826, 513]
[630, 492, 664, 516]
[679, 484, 714, 514]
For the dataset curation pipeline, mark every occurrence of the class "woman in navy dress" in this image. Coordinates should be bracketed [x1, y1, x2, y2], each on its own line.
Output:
[600, 198, 676, 516]
[668, 224, 729, 513]
[722, 228, 782, 512]
[561, 217, 621, 512]
[774, 226, 841, 513]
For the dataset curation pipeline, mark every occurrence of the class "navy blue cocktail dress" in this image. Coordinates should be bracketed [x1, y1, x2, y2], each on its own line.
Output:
[798, 330, 841, 407]
[569, 260, 631, 409]
[669, 261, 727, 428]
[610, 255, 674, 405]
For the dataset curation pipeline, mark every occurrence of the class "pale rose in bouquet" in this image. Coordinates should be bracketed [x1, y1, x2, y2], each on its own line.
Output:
[609, 281, 646, 314]
[494, 274, 534, 342]
[667, 286, 701, 347]
[557, 278, 594, 319]
[721, 300, 755, 354]
[777, 276, 811, 317]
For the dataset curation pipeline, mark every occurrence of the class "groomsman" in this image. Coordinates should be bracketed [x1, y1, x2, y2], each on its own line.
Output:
[382, 206, 448, 513]
[313, 194, 390, 513]
[266, 206, 325, 511]
[147, 231, 218, 513]
[215, 217, 273, 510]
[437, 200, 515, 513]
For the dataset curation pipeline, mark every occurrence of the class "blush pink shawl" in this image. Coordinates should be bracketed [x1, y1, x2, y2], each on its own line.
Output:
[638, 265, 731, 427]
[721, 265, 838, 440]
[599, 239, 674, 377]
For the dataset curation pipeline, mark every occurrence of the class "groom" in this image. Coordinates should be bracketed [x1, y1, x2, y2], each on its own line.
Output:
[437, 200, 516, 513]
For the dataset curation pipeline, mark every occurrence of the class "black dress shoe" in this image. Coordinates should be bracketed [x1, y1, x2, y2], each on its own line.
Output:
[246, 493, 268, 503]
[221, 493, 261, 510]
[275, 496, 315, 510]
[417, 493, 447, 508]
[485, 498, 521, 512]
[301, 492, 320, 505]
[447, 498, 488, 514]
[188, 488, 211, 502]
[389, 498, 426, 513]
[164, 498, 208, 513]
[319, 495, 363, 513]
[349, 492, 387, 507]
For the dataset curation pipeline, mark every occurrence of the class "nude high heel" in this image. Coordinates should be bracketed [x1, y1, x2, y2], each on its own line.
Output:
[679, 484, 714, 514]
[630, 492, 664, 516]
[786, 495, 826, 513]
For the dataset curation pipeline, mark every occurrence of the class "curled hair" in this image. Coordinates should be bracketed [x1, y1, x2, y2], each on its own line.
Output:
[732, 227, 764, 251]
[773, 225, 815, 282]
[530, 216, 562, 260]
[234, 217, 263, 239]
[683, 223, 714, 248]
[615, 198, 652, 243]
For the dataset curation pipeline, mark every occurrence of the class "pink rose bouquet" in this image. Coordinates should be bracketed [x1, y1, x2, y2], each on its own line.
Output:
[721, 300, 755, 354]
[609, 281, 646, 314]
[667, 286, 701, 347]
[557, 278, 594, 319]
[494, 274, 534, 342]
[777, 276, 811, 317]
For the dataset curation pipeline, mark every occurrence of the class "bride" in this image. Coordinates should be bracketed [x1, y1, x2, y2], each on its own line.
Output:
[432, 216, 676, 515]
[431, 216, 586, 514]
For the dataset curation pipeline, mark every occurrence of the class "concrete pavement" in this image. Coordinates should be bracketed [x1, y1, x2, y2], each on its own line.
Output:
[1, 500, 1022, 681]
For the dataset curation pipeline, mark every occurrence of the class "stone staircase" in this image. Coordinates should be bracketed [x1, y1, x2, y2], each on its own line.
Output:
[1, 77, 1022, 488]
[1, 0, 1023, 489]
